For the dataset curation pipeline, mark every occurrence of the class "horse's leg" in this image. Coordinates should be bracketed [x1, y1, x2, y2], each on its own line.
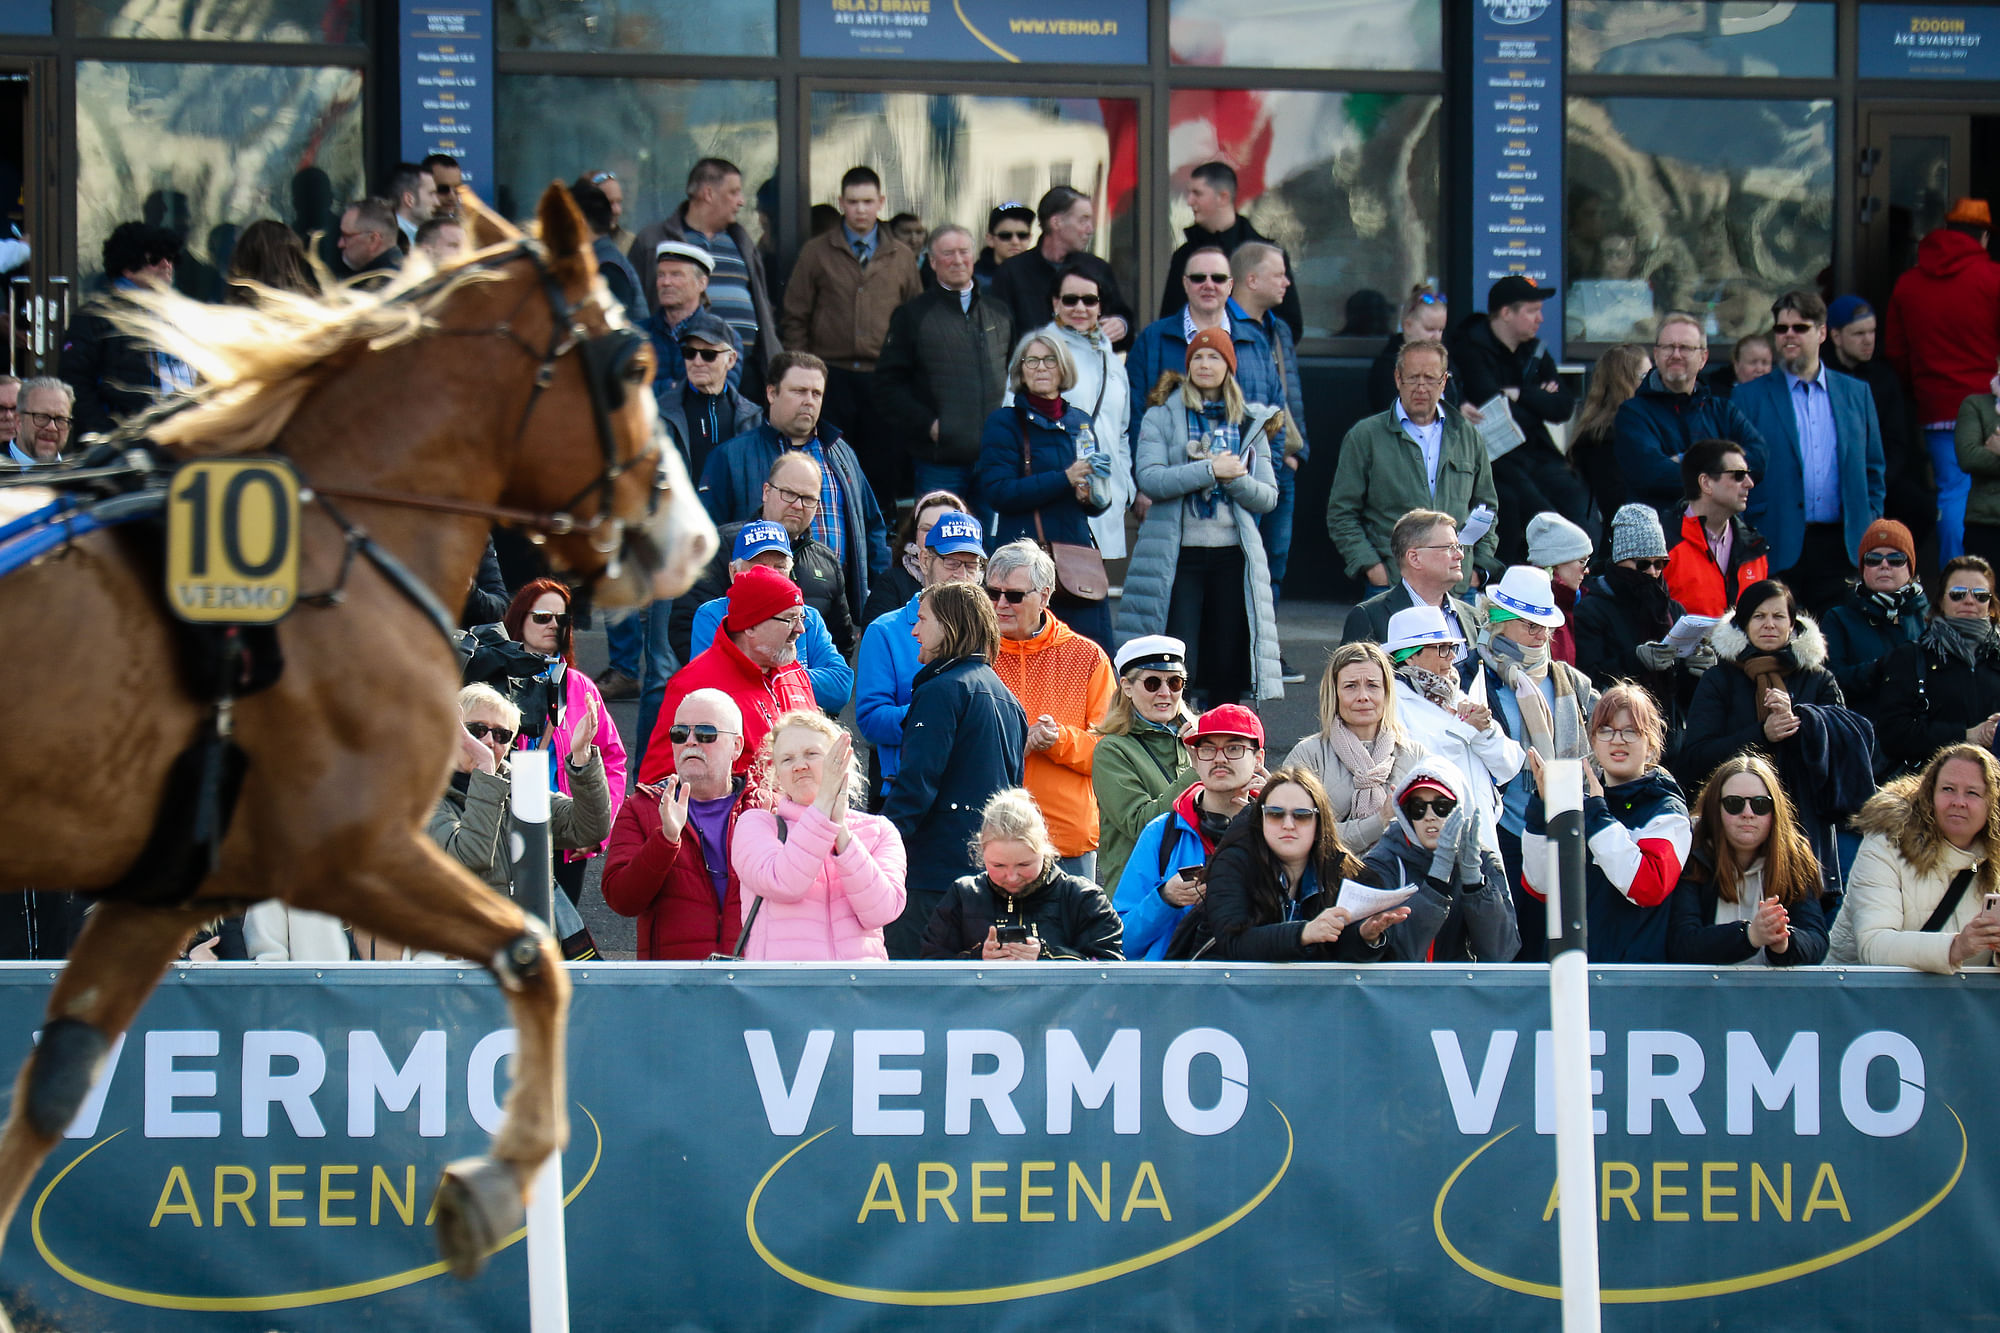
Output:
[0, 901, 207, 1262]
[297, 835, 570, 1279]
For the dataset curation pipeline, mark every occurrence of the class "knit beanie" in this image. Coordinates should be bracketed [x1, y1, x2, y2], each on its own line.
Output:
[1857, 517, 1916, 570]
[1524, 512, 1592, 567]
[1185, 326, 1237, 376]
[724, 564, 803, 633]
[1610, 503, 1669, 563]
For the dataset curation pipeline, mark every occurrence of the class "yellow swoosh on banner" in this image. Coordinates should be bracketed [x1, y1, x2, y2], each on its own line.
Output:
[954, 0, 1021, 62]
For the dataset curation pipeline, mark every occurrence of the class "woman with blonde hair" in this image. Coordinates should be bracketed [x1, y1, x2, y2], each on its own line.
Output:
[1668, 753, 1827, 965]
[919, 789, 1123, 961]
[731, 711, 907, 961]
[1284, 641, 1425, 853]
[1832, 742, 2000, 971]
[1566, 342, 1650, 544]
[1091, 635, 1197, 891]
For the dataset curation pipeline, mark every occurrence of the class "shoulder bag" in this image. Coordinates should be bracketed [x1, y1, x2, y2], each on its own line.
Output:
[1017, 406, 1107, 601]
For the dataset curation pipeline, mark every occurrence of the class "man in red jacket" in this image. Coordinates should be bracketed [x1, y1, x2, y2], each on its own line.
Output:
[1884, 196, 2000, 562]
[639, 564, 815, 782]
[604, 689, 756, 959]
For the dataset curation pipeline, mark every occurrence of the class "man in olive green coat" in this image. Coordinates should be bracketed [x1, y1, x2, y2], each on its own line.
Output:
[1326, 339, 1500, 588]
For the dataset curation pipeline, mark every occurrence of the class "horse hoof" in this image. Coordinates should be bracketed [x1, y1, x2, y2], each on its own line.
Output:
[433, 1156, 524, 1279]
[27, 1019, 109, 1139]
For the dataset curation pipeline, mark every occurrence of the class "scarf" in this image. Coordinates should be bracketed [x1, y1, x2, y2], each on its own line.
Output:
[1396, 660, 1463, 713]
[1185, 402, 1243, 519]
[1738, 642, 1799, 725]
[1479, 631, 1588, 761]
[1604, 564, 1674, 638]
[1324, 720, 1397, 822]
[1923, 613, 2000, 669]
[899, 542, 924, 585]
[1861, 581, 1928, 626]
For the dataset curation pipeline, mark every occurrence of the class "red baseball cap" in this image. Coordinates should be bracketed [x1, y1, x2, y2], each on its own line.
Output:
[1183, 703, 1264, 748]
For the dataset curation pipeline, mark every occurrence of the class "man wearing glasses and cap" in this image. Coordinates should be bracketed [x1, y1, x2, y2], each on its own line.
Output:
[644, 240, 743, 397]
[679, 519, 854, 712]
[977, 202, 1035, 290]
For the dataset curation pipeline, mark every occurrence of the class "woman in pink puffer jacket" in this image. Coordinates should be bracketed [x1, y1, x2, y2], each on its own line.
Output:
[732, 711, 907, 960]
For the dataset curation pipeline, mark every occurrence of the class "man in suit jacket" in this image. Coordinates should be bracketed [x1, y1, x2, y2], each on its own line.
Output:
[1341, 508, 1480, 653]
[1732, 289, 1886, 613]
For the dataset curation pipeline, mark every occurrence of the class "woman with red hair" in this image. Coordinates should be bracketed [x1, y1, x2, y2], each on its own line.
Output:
[504, 577, 629, 903]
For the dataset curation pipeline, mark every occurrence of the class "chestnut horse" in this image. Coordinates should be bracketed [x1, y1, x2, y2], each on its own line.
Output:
[0, 185, 714, 1310]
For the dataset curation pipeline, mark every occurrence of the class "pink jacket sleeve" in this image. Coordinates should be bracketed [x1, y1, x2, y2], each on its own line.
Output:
[732, 804, 841, 908]
[830, 813, 908, 930]
[573, 672, 628, 826]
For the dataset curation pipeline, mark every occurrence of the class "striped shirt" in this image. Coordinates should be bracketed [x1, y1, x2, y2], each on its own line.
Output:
[688, 224, 760, 354]
[782, 437, 846, 569]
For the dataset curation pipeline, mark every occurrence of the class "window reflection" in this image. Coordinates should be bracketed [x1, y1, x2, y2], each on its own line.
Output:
[77, 0, 361, 42]
[1568, 1, 1833, 77]
[1169, 0, 1440, 71]
[496, 0, 773, 54]
[76, 62, 365, 294]
[1168, 90, 1441, 341]
[1565, 97, 1833, 343]
[807, 92, 1140, 303]
[496, 77, 777, 246]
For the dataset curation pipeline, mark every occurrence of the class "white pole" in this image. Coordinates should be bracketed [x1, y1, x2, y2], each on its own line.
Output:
[1542, 758, 1601, 1331]
[510, 751, 569, 1333]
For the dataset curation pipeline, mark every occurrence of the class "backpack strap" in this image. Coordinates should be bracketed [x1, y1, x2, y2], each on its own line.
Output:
[1921, 867, 1975, 933]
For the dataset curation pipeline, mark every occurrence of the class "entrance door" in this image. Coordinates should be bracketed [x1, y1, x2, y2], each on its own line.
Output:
[1858, 106, 2000, 314]
[0, 57, 68, 379]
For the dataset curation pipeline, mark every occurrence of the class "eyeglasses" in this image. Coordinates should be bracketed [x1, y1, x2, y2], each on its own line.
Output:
[1186, 273, 1231, 285]
[1708, 468, 1752, 482]
[1594, 726, 1642, 743]
[995, 229, 1031, 241]
[765, 612, 806, 633]
[24, 411, 69, 430]
[1630, 557, 1670, 574]
[1401, 373, 1449, 389]
[1137, 673, 1185, 695]
[985, 586, 1031, 604]
[682, 346, 729, 362]
[1193, 742, 1256, 761]
[1419, 542, 1466, 555]
[1772, 321, 1818, 335]
[1401, 796, 1457, 820]
[527, 611, 571, 627]
[668, 723, 740, 745]
[1720, 794, 1775, 816]
[1020, 355, 1060, 369]
[1058, 292, 1101, 307]
[1948, 586, 1993, 603]
[1862, 551, 1910, 567]
[1262, 806, 1318, 824]
[1655, 343, 1706, 356]
[767, 483, 820, 510]
[466, 721, 517, 746]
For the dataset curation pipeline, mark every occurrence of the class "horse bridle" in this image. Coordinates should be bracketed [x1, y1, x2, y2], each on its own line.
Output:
[309, 235, 660, 550]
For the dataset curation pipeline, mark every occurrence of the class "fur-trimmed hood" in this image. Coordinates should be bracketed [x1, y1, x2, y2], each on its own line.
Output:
[1850, 772, 2000, 888]
[1710, 611, 1828, 672]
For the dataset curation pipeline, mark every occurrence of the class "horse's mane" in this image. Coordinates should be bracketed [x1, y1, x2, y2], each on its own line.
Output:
[104, 246, 514, 456]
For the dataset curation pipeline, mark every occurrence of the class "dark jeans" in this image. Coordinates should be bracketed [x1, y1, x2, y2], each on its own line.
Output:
[1259, 458, 1297, 596]
[1964, 520, 2000, 571]
[1777, 522, 1852, 616]
[1493, 443, 1591, 566]
[824, 364, 905, 510]
[1165, 544, 1252, 705]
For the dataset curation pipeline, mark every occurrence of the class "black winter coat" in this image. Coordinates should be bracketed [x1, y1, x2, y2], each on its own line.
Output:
[1447, 314, 1576, 457]
[1201, 838, 1379, 962]
[1819, 586, 1927, 713]
[1666, 846, 1828, 966]
[873, 284, 1014, 466]
[671, 522, 855, 662]
[1874, 629, 2000, 768]
[921, 869, 1124, 960]
[58, 300, 171, 439]
[882, 655, 1028, 899]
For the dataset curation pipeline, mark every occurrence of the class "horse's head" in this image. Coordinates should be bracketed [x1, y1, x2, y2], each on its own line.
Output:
[472, 185, 716, 608]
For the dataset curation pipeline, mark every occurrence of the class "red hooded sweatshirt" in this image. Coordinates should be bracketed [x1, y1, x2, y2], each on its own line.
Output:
[1884, 227, 2000, 425]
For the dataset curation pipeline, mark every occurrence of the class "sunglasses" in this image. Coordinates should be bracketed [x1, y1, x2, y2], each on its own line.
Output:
[995, 229, 1031, 241]
[1136, 673, 1185, 694]
[682, 346, 728, 362]
[1059, 292, 1101, 307]
[1630, 557, 1670, 573]
[1949, 586, 1994, 603]
[1708, 468, 1752, 482]
[1186, 273, 1230, 285]
[1861, 551, 1910, 567]
[590, 170, 617, 184]
[1415, 290, 1447, 305]
[466, 721, 516, 745]
[1262, 806, 1318, 823]
[1402, 796, 1457, 820]
[985, 586, 1031, 604]
[1772, 321, 1818, 334]
[527, 611, 571, 627]
[668, 723, 739, 745]
[1720, 794, 1775, 816]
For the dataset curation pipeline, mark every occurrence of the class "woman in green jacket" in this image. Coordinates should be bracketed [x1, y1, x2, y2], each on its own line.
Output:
[1956, 366, 2000, 567]
[1091, 635, 1197, 891]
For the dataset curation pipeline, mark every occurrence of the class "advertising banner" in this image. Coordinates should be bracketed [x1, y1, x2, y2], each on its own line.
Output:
[1464, 0, 1563, 353]
[0, 964, 1990, 1330]
[799, 0, 1146, 64]
[398, 1, 493, 194]
[1859, 5, 2000, 79]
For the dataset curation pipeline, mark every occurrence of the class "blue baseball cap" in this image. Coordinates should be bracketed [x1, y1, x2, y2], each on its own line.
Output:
[924, 510, 985, 556]
[733, 520, 791, 562]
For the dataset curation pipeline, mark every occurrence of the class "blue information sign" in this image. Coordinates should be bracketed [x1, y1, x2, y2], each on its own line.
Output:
[0, 1, 46, 34]
[398, 1, 494, 196]
[1859, 5, 2000, 79]
[800, 0, 1145, 63]
[1466, 0, 1563, 353]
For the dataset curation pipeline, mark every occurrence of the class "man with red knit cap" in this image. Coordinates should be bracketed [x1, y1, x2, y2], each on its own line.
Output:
[639, 564, 815, 781]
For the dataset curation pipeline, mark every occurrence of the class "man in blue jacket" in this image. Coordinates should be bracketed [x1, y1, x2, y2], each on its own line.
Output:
[1732, 289, 1887, 614]
[1614, 312, 1766, 528]
[1123, 246, 1286, 453]
[1232, 242, 1309, 685]
[855, 510, 986, 807]
[698, 350, 891, 618]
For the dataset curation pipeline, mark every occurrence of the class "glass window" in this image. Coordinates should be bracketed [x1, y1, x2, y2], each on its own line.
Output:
[496, 0, 774, 55]
[1565, 97, 1833, 344]
[496, 77, 777, 244]
[1568, 1, 1834, 77]
[807, 92, 1142, 304]
[1170, 0, 1440, 71]
[76, 62, 365, 293]
[77, 0, 361, 42]
[1168, 90, 1442, 341]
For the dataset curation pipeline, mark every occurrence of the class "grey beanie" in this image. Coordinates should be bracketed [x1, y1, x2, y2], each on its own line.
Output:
[1525, 512, 1592, 567]
[1611, 503, 1669, 562]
